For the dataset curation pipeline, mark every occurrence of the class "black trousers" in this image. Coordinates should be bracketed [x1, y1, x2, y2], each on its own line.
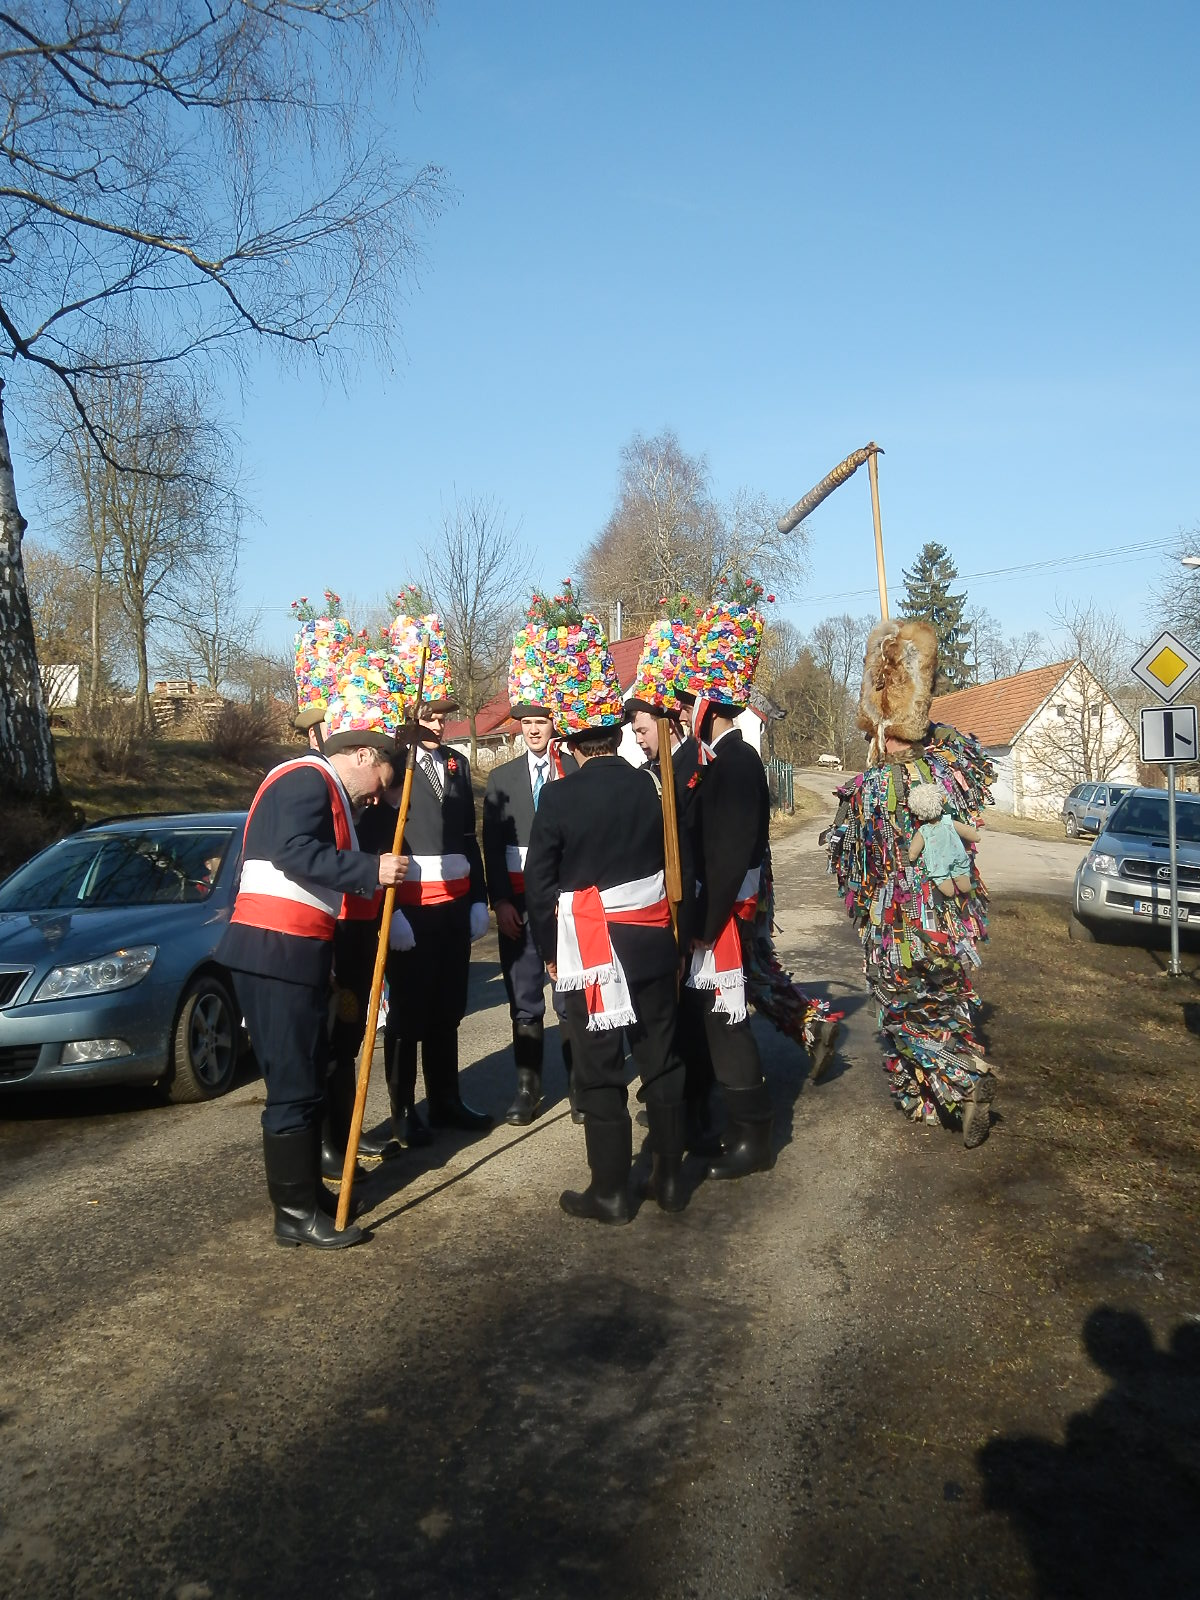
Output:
[499, 916, 567, 1027]
[231, 970, 328, 1136]
[680, 985, 764, 1090]
[563, 970, 683, 1125]
[329, 919, 379, 1073]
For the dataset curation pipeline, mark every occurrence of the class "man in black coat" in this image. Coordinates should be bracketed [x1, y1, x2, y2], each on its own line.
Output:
[482, 711, 579, 1126]
[360, 702, 493, 1142]
[683, 698, 775, 1179]
[525, 727, 687, 1221]
[218, 726, 407, 1249]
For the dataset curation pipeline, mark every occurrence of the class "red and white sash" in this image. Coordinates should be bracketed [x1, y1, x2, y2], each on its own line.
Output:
[505, 844, 527, 893]
[555, 872, 671, 1031]
[395, 852, 471, 907]
[231, 755, 360, 941]
[687, 865, 761, 1023]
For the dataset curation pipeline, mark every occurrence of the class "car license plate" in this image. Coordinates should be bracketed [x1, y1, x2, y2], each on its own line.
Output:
[1133, 899, 1189, 920]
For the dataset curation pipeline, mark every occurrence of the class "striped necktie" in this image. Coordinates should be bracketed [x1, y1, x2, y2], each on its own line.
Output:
[421, 752, 444, 801]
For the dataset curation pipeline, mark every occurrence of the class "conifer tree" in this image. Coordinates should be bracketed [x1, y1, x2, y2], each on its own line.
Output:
[899, 542, 970, 688]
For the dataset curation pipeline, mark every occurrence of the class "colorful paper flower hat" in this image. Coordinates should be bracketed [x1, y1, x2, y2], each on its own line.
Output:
[323, 649, 404, 756]
[694, 576, 768, 707]
[292, 590, 355, 729]
[654, 594, 704, 705]
[543, 612, 625, 735]
[387, 587, 457, 711]
[508, 620, 552, 717]
[627, 617, 697, 715]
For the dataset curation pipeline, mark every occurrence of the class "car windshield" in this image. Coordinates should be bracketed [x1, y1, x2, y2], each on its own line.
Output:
[0, 827, 236, 911]
[1108, 795, 1200, 844]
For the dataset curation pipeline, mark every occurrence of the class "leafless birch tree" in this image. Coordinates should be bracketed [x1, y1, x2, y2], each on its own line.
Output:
[0, 1, 445, 796]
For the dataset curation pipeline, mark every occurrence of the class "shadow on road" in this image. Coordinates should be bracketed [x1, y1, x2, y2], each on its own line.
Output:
[978, 1306, 1200, 1598]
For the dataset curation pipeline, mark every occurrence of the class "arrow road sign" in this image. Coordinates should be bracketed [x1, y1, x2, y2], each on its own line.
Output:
[1131, 630, 1200, 704]
[1140, 704, 1199, 764]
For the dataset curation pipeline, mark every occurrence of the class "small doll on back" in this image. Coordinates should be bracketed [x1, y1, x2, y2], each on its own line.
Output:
[907, 781, 981, 896]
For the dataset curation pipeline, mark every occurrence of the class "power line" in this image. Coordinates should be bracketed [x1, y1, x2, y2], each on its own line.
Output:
[791, 535, 1179, 610]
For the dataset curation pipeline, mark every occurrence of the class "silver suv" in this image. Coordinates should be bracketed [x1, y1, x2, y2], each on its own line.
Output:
[1061, 781, 1133, 838]
[1073, 787, 1200, 936]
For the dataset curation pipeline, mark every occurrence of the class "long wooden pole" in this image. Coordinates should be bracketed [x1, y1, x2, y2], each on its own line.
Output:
[866, 446, 889, 621]
[657, 715, 683, 942]
[335, 647, 428, 1231]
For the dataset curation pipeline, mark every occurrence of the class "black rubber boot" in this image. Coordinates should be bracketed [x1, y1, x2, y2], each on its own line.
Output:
[320, 1118, 370, 1183]
[425, 1030, 494, 1132]
[505, 1022, 544, 1125]
[684, 1095, 723, 1159]
[706, 1084, 775, 1181]
[505, 1068, 543, 1127]
[263, 1126, 366, 1249]
[386, 1034, 431, 1147]
[644, 1102, 687, 1212]
[326, 1054, 393, 1159]
[562, 1032, 585, 1125]
[560, 1117, 633, 1224]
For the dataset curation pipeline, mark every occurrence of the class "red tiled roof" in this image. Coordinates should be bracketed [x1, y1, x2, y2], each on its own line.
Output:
[930, 660, 1073, 747]
[443, 633, 649, 742]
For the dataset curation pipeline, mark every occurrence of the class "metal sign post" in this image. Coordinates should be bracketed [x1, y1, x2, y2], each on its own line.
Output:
[1137, 703, 1199, 979]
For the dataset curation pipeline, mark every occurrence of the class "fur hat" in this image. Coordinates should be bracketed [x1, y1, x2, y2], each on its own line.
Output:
[857, 618, 938, 761]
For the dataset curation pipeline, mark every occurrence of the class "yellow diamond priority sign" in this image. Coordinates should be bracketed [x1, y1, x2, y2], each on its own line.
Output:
[1132, 629, 1200, 704]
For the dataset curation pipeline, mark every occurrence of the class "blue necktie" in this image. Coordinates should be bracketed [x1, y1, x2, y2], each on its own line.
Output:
[532, 760, 547, 808]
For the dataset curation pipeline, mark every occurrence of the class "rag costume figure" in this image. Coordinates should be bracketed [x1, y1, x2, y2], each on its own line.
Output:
[217, 679, 406, 1249]
[367, 607, 492, 1142]
[483, 673, 580, 1126]
[524, 614, 688, 1220]
[827, 618, 998, 1147]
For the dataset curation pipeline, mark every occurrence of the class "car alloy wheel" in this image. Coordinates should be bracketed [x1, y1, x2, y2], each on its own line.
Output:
[166, 975, 239, 1102]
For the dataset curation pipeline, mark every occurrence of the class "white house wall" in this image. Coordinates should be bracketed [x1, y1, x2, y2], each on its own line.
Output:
[1011, 664, 1138, 820]
[986, 746, 1015, 814]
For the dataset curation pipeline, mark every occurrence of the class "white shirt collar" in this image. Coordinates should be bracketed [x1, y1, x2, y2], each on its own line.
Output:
[710, 726, 737, 750]
[527, 749, 551, 781]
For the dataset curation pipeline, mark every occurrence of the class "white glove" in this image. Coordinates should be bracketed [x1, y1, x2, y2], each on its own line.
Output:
[469, 901, 490, 942]
[388, 909, 416, 952]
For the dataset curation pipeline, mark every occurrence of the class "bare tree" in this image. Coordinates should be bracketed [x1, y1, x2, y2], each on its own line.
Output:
[1153, 529, 1200, 649]
[579, 431, 808, 635]
[163, 551, 260, 693]
[0, 2, 445, 797]
[422, 496, 532, 764]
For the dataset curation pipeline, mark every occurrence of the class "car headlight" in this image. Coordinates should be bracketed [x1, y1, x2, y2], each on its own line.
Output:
[1087, 853, 1119, 875]
[34, 945, 157, 1002]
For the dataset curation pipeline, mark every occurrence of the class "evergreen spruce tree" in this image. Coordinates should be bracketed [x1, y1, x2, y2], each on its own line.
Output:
[899, 542, 971, 688]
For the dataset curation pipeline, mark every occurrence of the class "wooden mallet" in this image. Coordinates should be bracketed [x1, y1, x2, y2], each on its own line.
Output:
[335, 646, 428, 1232]
[657, 714, 683, 943]
[777, 442, 890, 621]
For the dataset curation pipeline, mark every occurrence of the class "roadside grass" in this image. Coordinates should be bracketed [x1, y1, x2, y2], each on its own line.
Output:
[770, 782, 828, 837]
[54, 733, 293, 822]
[983, 893, 1200, 1270]
[984, 810, 1078, 843]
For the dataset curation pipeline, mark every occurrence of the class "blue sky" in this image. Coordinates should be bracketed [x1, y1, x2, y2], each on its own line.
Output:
[65, 1, 1200, 655]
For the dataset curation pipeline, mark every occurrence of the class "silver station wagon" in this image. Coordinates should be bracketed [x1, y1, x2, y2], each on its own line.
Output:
[0, 812, 247, 1099]
[1073, 788, 1200, 938]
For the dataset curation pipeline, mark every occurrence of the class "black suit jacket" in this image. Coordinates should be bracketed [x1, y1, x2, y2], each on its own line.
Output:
[218, 761, 382, 985]
[525, 755, 679, 984]
[482, 747, 578, 909]
[693, 729, 770, 943]
[358, 743, 486, 907]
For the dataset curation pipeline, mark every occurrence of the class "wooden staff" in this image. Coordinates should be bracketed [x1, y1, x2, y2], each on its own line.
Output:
[335, 647, 428, 1232]
[777, 441, 890, 621]
[657, 714, 683, 942]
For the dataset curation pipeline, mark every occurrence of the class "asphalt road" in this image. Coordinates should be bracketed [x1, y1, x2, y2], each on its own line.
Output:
[0, 794, 1083, 1599]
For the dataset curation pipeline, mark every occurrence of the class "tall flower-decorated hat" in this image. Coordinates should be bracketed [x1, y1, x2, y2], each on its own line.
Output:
[627, 602, 701, 718]
[543, 611, 625, 740]
[387, 585, 457, 715]
[292, 589, 355, 731]
[693, 574, 769, 713]
[323, 648, 405, 756]
[510, 579, 585, 718]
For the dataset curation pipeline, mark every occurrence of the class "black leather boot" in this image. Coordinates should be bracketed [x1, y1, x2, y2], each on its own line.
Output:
[644, 1102, 687, 1212]
[263, 1126, 366, 1249]
[505, 1022, 544, 1125]
[560, 1117, 632, 1224]
[562, 1031, 585, 1124]
[706, 1084, 775, 1181]
[425, 1030, 494, 1132]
